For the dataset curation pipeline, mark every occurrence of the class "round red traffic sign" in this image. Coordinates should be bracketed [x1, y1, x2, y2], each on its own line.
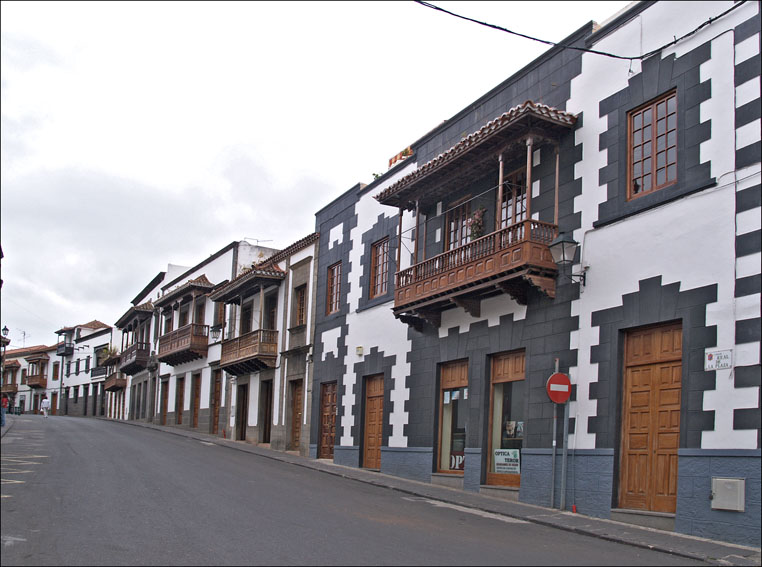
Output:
[546, 372, 572, 404]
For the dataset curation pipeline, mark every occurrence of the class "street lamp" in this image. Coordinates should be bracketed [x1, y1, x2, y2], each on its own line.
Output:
[210, 325, 222, 342]
[549, 233, 587, 286]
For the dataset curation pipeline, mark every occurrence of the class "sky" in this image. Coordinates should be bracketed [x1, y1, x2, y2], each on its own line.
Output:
[1, 0, 633, 350]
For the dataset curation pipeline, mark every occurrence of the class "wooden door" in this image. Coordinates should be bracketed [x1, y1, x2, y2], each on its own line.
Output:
[620, 322, 682, 513]
[236, 383, 248, 441]
[161, 382, 168, 425]
[290, 380, 303, 449]
[176, 377, 185, 425]
[192, 374, 201, 428]
[211, 370, 221, 435]
[318, 382, 337, 459]
[51, 392, 58, 416]
[363, 375, 384, 469]
[260, 380, 273, 443]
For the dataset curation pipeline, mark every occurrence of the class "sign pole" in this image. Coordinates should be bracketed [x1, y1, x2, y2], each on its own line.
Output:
[560, 400, 570, 511]
[549, 358, 559, 508]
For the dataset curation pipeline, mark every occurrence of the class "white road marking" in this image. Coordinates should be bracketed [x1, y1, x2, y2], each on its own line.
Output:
[402, 497, 528, 524]
[2, 535, 27, 547]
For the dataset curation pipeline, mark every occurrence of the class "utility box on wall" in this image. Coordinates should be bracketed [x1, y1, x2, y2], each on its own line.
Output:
[711, 477, 745, 512]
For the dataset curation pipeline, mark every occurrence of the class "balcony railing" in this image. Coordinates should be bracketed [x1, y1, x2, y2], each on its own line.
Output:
[104, 371, 127, 392]
[1, 383, 18, 394]
[394, 219, 558, 312]
[91, 366, 108, 378]
[157, 323, 209, 366]
[56, 342, 74, 356]
[220, 329, 278, 375]
[120, 341, 151, 375]
[26, 373, 47, 389]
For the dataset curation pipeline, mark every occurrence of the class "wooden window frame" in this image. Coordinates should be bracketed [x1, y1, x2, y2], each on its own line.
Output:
[326, 262, 342, 315]
[500, 167, 527, 228]
[445, 198, 471, 252]
[293, 285, 307, 327]
[627, 90, 677, 200]
[53, 361, 60, 380]
[437, 359, 469, 474]
[369, 237, 390, 299]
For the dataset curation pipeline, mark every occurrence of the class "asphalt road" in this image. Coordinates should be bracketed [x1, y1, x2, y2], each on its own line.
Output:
[1, 415, 706, 566]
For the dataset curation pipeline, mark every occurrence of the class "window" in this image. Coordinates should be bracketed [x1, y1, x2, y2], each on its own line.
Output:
[66, 361, 71, 376]
[294, 285, 307, 327]
[53, 361, 60, 380]
[326, 262, 342, 315]
[265, 294, 277, 330]
[213, 302, 225, 328]
[500, 169, 527, 228]
[370, 238, 390, 299]
[439, 359, 468, 473]
[446, 200, 471, 251]
[487, 351, 526, 486]
[628, 90, 677, 199]
[75, 359, 81, 375]
[163, 313, 173, 335]
[85, 356, 90, 372]
[21, 369, 27, 384]
[194, 300, 205, 325]
[240, 301, 253, 335]
[178, 304, 190, 328]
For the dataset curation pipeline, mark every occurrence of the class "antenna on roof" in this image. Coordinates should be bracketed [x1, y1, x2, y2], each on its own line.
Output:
[243, 237, 273, 245]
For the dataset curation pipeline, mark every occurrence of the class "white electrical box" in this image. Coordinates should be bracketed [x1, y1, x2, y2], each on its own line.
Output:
[711, 477, 745, 512]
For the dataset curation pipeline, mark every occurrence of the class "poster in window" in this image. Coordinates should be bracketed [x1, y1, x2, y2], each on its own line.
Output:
[493, 449, 520, 475]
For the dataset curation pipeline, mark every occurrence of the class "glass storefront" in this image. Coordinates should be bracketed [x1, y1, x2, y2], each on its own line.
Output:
[440, 385, 468, 471]
[487, 350, 525, 486]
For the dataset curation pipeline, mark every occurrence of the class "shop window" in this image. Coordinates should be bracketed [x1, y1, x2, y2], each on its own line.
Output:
[369, 237, 389, 299]
[326, 262, 342, 315]
[439, 359, 469, 473]
[487, 350, 526, 486]
[628, 90, 677, 200]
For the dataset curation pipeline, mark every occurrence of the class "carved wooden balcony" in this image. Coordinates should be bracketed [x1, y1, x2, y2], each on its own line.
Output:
[157, 323, 209, 366]
[104, 371, 127, 392]
[220, 329, 278, 375]
[26, 373, 47, 389]
[394, 219, 558, 327]
[1, 383, 18, 394]
[120, 341, 151, 375]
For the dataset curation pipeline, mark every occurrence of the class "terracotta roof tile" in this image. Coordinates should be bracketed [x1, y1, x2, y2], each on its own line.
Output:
[375, 101, 577, 204]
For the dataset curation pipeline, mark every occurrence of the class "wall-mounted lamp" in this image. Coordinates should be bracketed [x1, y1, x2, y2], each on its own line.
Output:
[549, 232, 587, 286]
[2, 326, 8, 337]
[210, 325, 222, 341]
[356, 346, 363, 357]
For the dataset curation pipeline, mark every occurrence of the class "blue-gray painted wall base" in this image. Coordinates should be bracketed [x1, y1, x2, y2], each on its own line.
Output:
[464, 448, 482, 492]
[380, 447, 433, 483]
[333, 445, 360, 468]
[676, 453, 761, 547]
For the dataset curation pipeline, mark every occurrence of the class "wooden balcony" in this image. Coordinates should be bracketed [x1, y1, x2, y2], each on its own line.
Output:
[26, 373, 47, 389]
[120, 341, 151, 375]
[157, 323, 209, 366]
[1, 383, 18, 394]
[220, 329, 278, 375]
[394, 220, 558, 327]
[104, 371, 127, 392]
[56, 342, 74, 356]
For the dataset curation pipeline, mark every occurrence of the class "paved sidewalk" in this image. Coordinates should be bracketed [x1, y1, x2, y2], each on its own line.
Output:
[4, 415, 760, 565]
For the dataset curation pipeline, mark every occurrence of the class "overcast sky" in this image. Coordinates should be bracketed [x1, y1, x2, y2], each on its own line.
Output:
[1, 0, 632, 350]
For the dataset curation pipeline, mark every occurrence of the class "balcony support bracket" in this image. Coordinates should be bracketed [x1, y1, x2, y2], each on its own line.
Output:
[452, 297, 481, 318]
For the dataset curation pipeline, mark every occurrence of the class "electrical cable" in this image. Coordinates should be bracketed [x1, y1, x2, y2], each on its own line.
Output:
[414, 0, 748, 62]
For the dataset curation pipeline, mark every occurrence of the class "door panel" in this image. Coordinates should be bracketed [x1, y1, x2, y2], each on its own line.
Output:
[291, 381, 303, 449]
[192, 374, 201, 429]
[318, 382, 337, 459]
[620, 322, 681, 513]
[363, 375, 384, 469]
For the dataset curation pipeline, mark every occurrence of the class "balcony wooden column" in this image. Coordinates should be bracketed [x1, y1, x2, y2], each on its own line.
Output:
[396, 206, 403, 270]
[525, 137, 533, 220]
[414, 200, 420, 264]
[554, 144, 560, 225]
[496, 153, 505, 232]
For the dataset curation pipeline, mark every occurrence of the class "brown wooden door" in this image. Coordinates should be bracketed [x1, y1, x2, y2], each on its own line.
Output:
[192, 374, 201, 428]
[260, 380, 273, 443]
[176, 377, 185, 425]
[51, 392, 58, 416]
[363, 375, 384, 469]
[211, 370, 221, 435]
[290, 380, 303, 449]
[161, 382, 168, 425]
[236, 383, 248, 441]
[318, 382, 337, 459]
[620, 322, 682, 513]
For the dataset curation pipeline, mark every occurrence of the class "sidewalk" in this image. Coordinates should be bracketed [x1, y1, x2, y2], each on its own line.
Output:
[4, 415, 761, 565]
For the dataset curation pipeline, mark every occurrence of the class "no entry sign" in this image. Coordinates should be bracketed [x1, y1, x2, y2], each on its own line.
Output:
[546, 372, 571, 404]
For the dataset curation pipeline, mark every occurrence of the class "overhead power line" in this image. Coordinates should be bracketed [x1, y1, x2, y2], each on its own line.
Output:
[414, 0, 748, 61]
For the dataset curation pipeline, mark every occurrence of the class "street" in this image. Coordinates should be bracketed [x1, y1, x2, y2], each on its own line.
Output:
[1, 415, 706, 566]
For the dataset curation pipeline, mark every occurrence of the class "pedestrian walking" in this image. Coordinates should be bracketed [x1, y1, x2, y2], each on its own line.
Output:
[1, 393, 8, 426]
[41, 395, 51, 418]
